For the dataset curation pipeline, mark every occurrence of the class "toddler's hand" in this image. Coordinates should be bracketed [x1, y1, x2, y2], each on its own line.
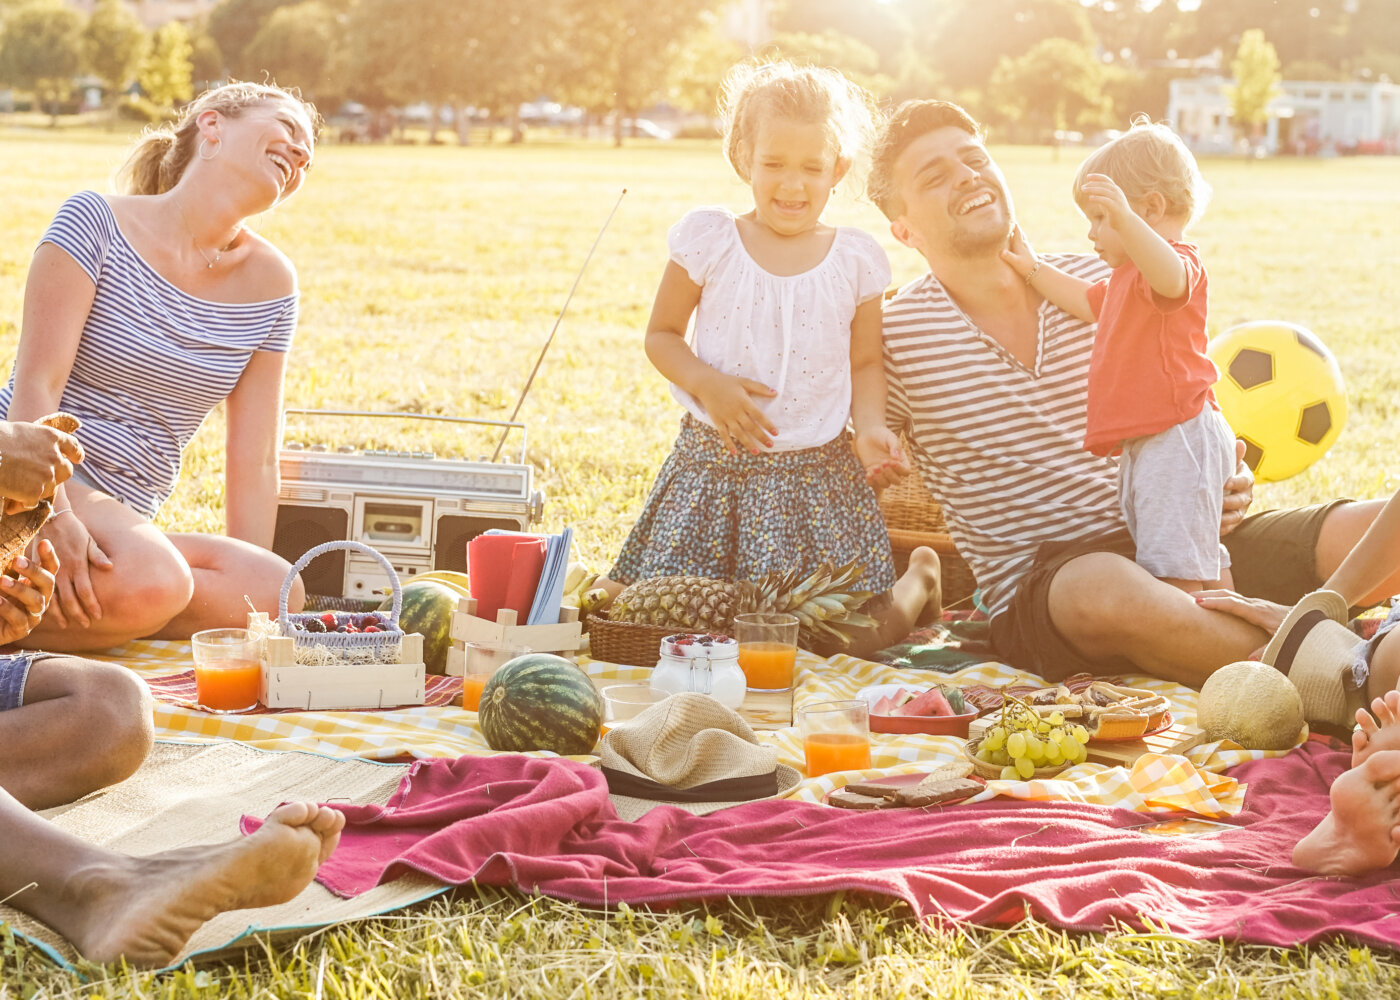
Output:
[1080, 174, 1133, 227]
[1000, 224, 1038, 280]
[694, 372, 778, 455]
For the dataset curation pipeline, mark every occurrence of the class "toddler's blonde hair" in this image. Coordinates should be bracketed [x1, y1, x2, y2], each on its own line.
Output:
[719, 59, 877, 195]
[1074, 115, 1211, 227]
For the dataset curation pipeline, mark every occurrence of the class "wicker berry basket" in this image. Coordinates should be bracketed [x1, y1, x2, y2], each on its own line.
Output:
[878, 469, 978, 608]
[585, 611, 671, 667]
[279, 541, 405, 662]
[963, 735, 1069, 781]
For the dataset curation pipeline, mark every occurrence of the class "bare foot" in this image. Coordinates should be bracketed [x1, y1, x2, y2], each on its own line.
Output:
[62, 802, 344, 967]
[1352, 688, 1400, 766]
[1294, 751, 1400, 876]
[902, 546, 943, 628]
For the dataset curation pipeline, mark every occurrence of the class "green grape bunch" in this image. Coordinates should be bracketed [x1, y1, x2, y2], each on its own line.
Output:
[973, 696, 1090, 780]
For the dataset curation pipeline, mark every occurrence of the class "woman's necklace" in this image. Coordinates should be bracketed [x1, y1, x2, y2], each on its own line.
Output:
[174, 196, 239, 269]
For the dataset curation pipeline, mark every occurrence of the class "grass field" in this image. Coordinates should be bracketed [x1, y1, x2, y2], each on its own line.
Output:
[3, 124, 1400, 996]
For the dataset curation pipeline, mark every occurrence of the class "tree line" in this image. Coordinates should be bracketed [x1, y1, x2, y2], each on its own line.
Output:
[2, 0, 1397, 141]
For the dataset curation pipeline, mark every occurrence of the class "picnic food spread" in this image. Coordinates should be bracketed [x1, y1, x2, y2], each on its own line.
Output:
[1196, 659, 1306, 750]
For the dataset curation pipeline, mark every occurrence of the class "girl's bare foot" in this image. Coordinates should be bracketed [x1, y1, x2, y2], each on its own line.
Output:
[62, 802, 344, 967]
[1352, 688, 1400, 766]
[1293, 751, 1400, 876]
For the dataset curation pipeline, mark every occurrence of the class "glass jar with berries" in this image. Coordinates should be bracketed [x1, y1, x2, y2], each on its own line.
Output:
[649, 633, 746, 709]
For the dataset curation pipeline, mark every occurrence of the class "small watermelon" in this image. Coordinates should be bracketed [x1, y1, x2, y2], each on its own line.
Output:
[478, 654, 603, 755]
[379, 579, 459, 675]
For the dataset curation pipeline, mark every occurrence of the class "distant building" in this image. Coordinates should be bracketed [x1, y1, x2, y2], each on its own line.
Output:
[1168, 76, 1400, 154]
[724, 0, 773, 49]
[65, 0, 217, 29]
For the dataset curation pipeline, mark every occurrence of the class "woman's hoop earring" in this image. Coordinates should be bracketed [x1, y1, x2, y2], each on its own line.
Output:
[198, 138, 219, 161]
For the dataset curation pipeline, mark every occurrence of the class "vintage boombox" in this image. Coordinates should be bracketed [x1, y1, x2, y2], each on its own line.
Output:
[271, 410, 544, 600]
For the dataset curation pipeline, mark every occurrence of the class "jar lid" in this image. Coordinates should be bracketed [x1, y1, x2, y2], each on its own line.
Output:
[659, 633, 738, 658]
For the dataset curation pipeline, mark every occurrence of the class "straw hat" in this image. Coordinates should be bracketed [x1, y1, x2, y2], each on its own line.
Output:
[597, 691, 801, 821]
[1261, 590, 1366, 731]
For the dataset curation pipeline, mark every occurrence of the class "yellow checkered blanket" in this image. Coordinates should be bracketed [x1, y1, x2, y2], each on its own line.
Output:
[106, 640, 1289, 819]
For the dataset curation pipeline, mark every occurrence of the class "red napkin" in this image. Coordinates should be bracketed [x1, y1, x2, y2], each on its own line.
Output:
[466, 535, 517, 621]
[467, 534, 547, 622]
[502, 539, 547, 620]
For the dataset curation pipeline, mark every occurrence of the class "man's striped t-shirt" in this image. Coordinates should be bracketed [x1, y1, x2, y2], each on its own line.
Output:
[883, 253, 1123, 617]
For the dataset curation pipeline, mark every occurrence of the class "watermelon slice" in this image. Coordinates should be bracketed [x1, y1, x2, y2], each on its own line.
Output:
[871, 688, 911, 716]
[897, 687, 955, 717]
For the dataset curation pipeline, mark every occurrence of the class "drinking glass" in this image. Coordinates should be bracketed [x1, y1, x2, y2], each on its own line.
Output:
[734, 612, 799, 692]
[191, 627, 262, 713]
[460, 641, 531, 711]
[797, 699, 872, 776]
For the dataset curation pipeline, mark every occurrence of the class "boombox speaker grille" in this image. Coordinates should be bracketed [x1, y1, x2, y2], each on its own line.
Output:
[273, 505, 350, 594]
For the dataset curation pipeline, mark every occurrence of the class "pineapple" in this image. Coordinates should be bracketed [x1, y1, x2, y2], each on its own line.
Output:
[608, 560, 878, 650]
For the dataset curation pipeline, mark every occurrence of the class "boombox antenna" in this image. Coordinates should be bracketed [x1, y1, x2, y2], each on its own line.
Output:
[490, 187, 627, 462]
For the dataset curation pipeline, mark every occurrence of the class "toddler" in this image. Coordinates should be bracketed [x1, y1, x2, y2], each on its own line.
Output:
[1004, 117, 1235, 592]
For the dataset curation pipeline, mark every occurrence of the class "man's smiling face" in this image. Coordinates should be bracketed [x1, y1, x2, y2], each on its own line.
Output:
[889, 125, 1015, 263]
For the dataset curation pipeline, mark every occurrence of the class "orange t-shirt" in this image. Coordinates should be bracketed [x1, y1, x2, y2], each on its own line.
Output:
[1082, 242, 1218, 457]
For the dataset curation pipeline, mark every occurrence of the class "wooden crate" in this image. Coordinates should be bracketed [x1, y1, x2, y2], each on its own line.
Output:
[446, 599, 584, 677]
[252, 612, 428, 711]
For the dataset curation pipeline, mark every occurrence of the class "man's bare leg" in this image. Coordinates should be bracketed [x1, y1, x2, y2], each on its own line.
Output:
[1046, 552, 1269, 687]
[1293, 751, 1400, 875]
[2, 789, 344, 967]
[0, 657, 153, 809]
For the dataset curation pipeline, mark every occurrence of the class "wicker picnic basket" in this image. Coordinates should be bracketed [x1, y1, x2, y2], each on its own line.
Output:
[585, 611, 670, 668]
[878, 469, 978, 608]
[279, 541, 405, 662]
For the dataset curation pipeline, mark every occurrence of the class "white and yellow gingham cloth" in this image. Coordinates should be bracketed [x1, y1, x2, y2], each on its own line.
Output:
[102, 641, 1290, 817]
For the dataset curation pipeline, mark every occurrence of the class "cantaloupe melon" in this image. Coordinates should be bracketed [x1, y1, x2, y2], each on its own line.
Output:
[1196, 660, 1305, 751]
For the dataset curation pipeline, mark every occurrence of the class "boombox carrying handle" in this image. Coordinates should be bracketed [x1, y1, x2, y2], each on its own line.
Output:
[279, 540, 403, 631]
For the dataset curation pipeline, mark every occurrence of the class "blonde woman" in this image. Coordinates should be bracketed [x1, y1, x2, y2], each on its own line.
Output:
[4, 82, 319, 650]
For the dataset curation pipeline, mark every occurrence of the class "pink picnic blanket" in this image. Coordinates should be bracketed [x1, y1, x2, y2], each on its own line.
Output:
[243, 738, 1400, 949]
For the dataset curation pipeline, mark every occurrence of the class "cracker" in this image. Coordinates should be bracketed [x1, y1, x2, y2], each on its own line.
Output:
[898, 777, 982, 807]
[828, 789, 898, 811]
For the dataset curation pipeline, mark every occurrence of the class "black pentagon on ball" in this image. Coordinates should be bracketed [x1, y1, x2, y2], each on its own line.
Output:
[1239, 436, 1265, 472]
[1296, 401, 1333, 445]
[1294, 328, 1328, 359]
[1228, 348, 1274, 390]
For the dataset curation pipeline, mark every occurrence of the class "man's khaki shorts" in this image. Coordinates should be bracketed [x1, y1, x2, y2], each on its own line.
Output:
[988, 500, 1350, 682]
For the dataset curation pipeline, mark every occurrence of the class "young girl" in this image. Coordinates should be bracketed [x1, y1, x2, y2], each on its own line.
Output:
[607, 61, 937, 646]
[1004, 117, 1235, 593]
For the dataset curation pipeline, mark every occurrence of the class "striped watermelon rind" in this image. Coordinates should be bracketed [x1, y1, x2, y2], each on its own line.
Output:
[478, 654, 603, 755]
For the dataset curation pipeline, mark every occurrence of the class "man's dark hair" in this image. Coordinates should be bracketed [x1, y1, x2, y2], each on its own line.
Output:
[869, 101, 984, 219]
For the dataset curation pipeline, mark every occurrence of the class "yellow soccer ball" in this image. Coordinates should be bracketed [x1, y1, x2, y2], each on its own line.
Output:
[1206, 321, 1347, 483]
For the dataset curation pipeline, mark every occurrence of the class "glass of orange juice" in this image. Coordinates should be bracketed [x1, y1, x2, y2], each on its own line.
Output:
[191, 628, 262, 714]
[734, 612, 799, 692]
[798, 699, 872, 777]
[460, 641, 531, 711]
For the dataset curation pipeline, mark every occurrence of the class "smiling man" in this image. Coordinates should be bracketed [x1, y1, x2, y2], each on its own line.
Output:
[867, 100, 1399, 716]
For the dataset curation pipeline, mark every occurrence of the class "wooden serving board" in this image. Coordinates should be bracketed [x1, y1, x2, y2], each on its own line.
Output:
[969, 716, 1206, 767]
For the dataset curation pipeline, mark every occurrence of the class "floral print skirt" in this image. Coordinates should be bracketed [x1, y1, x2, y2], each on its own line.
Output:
[611, 415, 895, 592]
